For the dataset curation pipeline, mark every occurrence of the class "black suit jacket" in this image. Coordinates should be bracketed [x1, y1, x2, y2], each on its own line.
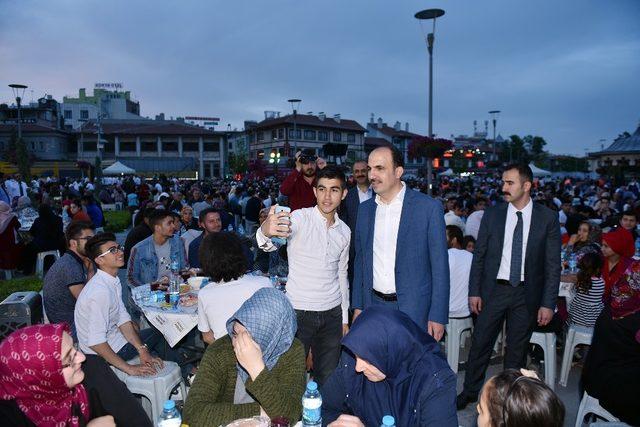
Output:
[340, 186, 364, 285]
[469, 201, 561, 312]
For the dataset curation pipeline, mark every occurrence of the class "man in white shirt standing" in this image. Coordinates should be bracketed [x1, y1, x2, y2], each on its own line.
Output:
[446, 225, 472, 319]
[5, 173, 28, 206]
[257, 165, 350, 385]
[444, 199, 466, 235]
[465, 197, 488, 240]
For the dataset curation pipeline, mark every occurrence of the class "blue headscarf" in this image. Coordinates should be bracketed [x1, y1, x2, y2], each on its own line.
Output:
[226, 288, 297, 382]
[339, 306, 451, 427]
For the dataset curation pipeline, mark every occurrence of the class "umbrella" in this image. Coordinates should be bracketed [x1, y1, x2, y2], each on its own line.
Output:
[102, 161, 136, 175]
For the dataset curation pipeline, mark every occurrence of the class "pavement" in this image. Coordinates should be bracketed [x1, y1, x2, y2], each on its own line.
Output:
[114, 227, 585, 427]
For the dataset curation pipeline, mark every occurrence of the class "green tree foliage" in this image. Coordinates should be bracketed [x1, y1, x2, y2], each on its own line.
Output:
[229, 152, 249, 175]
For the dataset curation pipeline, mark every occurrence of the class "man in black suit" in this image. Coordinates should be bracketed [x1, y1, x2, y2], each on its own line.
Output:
[457, 164, 561, 409]
[339, 160, 372, 296]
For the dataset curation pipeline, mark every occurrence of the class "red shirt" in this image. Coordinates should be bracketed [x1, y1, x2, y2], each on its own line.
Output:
[280, 169, 316, 211]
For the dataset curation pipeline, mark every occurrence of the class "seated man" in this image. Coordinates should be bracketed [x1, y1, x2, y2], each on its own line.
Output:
[123, 206, 155, 265]
[42, 221, 95, 338]
[127, 209, 187, 288]
[322, 307, 458, 427]
[188, 207, 223, 269]
[197, 232, 270, 344]
[446, 225, 472, 319]
[75, 232, 168, 375]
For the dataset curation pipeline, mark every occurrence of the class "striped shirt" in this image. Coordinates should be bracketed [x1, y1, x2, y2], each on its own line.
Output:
[568, 277, 605, 328]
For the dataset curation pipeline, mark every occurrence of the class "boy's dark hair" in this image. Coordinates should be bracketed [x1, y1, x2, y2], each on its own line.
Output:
[315, 165, 347, 190]
[486, 369, 565, 427]
[445, 225, 464, 247]
[85, 232, 117, 262]
[621, 210, 637, 220]
[65, 221, 94, 246]
[199, 232, 247, 282]
[462, 235, 476, 249]
[576, 251, 603, 294]
[149, 209, 174, 230]
[199, 207, 221, 225]
[504, 163, 533, 184]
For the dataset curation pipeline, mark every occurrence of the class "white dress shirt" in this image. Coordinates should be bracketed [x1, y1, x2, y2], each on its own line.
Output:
[444, 211, 466, 235]
[497, 199, 533, 282]
[5, 179, 28, 200]
[448, 248, 473, 317]
[75, 269, 131, 355]
[465, 210, 484, 240]
[357, 186, 373, 204]
[372, 182, 407, 294]
[256, 206, 351, 323]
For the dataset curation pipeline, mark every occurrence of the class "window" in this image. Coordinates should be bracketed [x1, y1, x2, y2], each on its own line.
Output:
[64, 110, 72, 119]
[288, 129, 302, 139]
[333, 131, 342, 142]
[143, 140, 156, 151]
[278, 128, 284, 139]
[257, 131, 264, 142]
[121, 141, 136, 151]
[318, 131, 328, 142]
[271, 130, 277, 140]
[304, 130, 316, 140]
[80, 110, 89, 119]
[183, 142, 198, 152]
[347, 133, 355, 143]
[229, 142, 233, 150]
[163, 141, 178, 152]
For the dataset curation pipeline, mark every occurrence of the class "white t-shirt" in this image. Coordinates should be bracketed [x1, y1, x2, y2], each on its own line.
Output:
[465, 210, 484, 240]
[448, 248, 473, 318]
[197, 275, 271, 339]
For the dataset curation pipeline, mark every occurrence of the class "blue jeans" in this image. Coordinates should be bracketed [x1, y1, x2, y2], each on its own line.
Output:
[117, 327, 166, 361]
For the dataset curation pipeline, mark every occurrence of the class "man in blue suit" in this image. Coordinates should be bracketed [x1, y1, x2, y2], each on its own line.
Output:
[352, 145, 450, 340]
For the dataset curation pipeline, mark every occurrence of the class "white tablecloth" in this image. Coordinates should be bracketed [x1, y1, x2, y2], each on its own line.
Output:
[559, 281, 575, 305]
[131, 286, 198, 347]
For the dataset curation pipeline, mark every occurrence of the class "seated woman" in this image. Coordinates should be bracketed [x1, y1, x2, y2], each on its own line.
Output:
[0, 323, 116, 427]
[582, 227, 640, 426]
[322, 306, 457, 427]
[567, 251, 605, 328]
[476, 369, 564, 427]
[565, 220, 601, 258]
[197, 232, 270, 344]
[21, 203, 65, 274]
[0, 201, 22, 272]
[183, 288, 306, 427]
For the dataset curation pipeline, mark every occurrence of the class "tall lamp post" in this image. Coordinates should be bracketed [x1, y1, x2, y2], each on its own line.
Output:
[287, 98, 301, 156]
[415, 8, 445, 195]
[489, 110, 501, 161]
[9, 83, 30, 179]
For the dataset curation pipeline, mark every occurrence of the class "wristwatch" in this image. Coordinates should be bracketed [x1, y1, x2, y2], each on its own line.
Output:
[137, 343, 149, 352]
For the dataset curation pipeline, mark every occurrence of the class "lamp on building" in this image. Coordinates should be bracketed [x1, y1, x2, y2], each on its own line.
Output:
[287, 98, 301, 154]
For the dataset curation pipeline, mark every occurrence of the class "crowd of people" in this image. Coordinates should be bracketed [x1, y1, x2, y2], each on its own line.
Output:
[0, 145, 639, 426]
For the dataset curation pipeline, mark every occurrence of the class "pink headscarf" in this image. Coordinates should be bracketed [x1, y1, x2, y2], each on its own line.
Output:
[0, 323, 90, 427]
[0, 201, 16, 234]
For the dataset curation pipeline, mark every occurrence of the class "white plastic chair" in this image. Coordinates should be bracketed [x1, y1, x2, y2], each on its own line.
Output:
[574, 391, 620, 427]
[445, 316, 474, 373]
[36, 250, 60, 278]
[1, 269, 13, 280]
[529, 331, 556, 389]
[111, 359, 186, 423]
[559, 324, 593, 387]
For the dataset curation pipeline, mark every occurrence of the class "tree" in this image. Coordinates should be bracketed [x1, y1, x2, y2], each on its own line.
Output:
[530, 136, 547, 158]
[228, 152, 248, 175]
[408, 136, 453, 195]
[507, 135, 530, 164]
[2, 129, 32, 180]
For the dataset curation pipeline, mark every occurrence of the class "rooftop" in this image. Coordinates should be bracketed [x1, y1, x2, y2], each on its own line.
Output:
[256, 113, 366, 133]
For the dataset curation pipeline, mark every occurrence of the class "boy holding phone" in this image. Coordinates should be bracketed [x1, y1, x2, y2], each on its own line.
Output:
[257, 165, 350, 385]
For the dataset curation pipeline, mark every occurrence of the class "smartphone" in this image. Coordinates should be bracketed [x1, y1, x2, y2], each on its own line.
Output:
[272, 205, 291, 245]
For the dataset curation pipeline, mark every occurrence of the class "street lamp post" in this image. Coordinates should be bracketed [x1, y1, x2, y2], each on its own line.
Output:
[288, 98, 301, 156]
[489, 110, 501, 161]
[9, 84, 30, 180]
[415, 8, 445, 196]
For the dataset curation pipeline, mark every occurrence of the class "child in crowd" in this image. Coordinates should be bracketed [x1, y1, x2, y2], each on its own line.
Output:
[476, 369, 565, 427]
[568, 251, 605, 328]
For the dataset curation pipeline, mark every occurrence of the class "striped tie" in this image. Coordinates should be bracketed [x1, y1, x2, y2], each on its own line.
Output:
[509, 211, 523, 287]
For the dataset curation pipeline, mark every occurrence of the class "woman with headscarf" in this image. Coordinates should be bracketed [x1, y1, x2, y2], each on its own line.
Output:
[582, 227, 640, 425]
[183, 287, 306, 427]
[0, 201, 22, 271]
[0, 323, 115, 427]
[322, 306, 458, 427]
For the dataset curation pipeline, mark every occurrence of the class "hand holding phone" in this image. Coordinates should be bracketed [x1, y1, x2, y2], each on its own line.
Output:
[262, 205, 291, 244]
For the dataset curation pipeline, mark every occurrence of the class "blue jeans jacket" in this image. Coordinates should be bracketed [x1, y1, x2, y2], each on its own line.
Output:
[127, 234, 187, 287]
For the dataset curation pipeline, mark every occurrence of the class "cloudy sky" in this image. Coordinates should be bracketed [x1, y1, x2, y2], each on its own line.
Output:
[1, 0, 638, 155]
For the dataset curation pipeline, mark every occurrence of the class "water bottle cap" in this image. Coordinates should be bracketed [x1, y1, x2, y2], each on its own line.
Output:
[382, 415, 395, 425]
[306, 381, 318, 391]
[163, 400, 176, 410]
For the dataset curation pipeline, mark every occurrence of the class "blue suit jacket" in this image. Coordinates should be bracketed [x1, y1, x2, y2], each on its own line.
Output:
[352, 187, 450, 327]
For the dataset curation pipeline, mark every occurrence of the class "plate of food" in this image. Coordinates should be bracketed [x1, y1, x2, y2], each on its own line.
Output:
[178, 292, 198, 313]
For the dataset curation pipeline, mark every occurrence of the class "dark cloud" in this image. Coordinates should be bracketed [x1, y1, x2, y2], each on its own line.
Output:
[1, 0, 638, 154]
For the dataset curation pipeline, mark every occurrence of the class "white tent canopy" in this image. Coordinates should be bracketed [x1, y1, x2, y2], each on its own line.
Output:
[102, 161, 136, 175]
[528, 163, 552, 177]
[439, 168, 454, 176]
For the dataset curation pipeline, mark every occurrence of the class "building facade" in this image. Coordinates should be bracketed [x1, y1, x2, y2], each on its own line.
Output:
[588, 123, 640, 176]
[61, 87, 141, 130]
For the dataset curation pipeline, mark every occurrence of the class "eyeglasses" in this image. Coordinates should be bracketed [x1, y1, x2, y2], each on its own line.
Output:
[97, 244, 125, 258]
[61, 342, 82, 369]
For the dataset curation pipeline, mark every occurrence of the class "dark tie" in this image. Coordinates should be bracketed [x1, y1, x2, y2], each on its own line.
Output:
[19, 182, 24, 196]
[509, 211, 523, 287]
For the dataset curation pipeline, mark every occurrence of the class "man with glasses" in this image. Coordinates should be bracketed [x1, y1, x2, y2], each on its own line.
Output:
[42, 221, 95, 338]
[75, 232, 167, 377]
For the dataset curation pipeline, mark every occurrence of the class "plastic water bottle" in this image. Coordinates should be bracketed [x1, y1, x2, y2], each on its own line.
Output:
[157, 400, 181, 427]
[227, 223, 234, 232]
[381, 415, 396, 427]
[238, 223, 245, 235]
[302, 381, 322, 427]
[569, 253, 578, 273]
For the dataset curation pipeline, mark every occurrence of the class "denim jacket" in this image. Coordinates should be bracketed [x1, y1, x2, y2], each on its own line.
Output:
[127, 234, 187, 287]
